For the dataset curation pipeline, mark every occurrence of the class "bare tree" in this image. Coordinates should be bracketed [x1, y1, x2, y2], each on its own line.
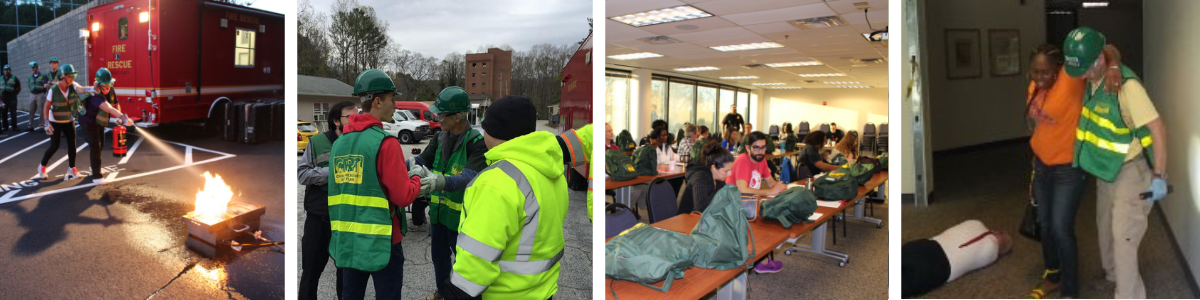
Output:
[329, 0, 390, 84]
[298, 0, 331, 77]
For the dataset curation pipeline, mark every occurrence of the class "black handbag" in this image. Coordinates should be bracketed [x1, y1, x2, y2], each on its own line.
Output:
[1020, 202, 1040, 241]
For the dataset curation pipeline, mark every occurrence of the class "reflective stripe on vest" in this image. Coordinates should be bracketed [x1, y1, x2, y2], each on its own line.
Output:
[94, 93, 118, 127]
[328, 126, 400, 272]
[452, 160, 564, 296]
[2, 76, 15, 91]
[29, 73, 46, 94]
[559, 130, 586, 167]
[1074, 64, 1155, 181]
[429, 130, 482, 229]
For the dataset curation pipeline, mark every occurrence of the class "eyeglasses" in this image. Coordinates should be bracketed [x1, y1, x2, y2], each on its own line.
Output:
[438, 112, 458, 122]
[751, 145, 766, 151]
[65, 73, 77, 79]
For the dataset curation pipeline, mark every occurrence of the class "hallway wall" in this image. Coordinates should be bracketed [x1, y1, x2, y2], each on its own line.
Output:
[923, 0, 1046, 151]
[1144, 0, 1200, 289]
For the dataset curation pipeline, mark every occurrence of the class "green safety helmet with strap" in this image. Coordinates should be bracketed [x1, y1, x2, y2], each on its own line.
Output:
[430, 86, 470, 114]
[60, 64, 76, 75]
[351, 69, 396, 96]
[28, 61, 37, 68]
[95, 68, 115, 84]
[48, 57, 58, 63]
[1063, 26, 1106, 77]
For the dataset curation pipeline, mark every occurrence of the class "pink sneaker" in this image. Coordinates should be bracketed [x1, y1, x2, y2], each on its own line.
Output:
[769, 260, 783, 269]
[753, 261, 781, 274]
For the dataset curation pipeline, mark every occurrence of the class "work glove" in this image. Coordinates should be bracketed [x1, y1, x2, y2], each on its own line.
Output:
[409, 164, 432, 179]
[1148, 177, 1168, 204]
[405, 157, 418, 171]
[419, 173, 446, 197]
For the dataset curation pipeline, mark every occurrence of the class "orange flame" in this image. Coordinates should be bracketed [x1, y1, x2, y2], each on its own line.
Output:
[192, 172, 233, 224]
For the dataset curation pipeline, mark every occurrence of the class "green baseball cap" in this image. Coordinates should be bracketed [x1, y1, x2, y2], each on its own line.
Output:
[1063, 26, 1106, 77]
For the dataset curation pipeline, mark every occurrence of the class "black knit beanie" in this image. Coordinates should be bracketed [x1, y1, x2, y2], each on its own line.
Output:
[481, 95, 537, 141]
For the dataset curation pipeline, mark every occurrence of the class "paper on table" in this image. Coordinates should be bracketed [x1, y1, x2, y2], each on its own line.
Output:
[808, 212, 824, 221]
[816, 200, 840, 208]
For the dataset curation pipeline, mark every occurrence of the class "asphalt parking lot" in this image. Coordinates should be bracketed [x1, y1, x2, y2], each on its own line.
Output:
[0, 111, 285, 299]
[295, 123, 593, 300]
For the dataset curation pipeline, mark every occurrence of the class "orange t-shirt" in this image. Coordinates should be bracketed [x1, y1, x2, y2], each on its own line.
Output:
[1028, 68, 1083, 166]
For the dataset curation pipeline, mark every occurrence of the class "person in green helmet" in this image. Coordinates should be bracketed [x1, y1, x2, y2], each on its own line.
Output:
[44, 57, 61, 88]
[1063, 26, 1169, 299]
[327, 69, 421, 300]
[0, 64, 20, 134]
[77, 68, 133, 184]
[444, 95, 567, 300]
[404, 86, 488, 300]
[31, 64, 95, 181]
[27, 61, 49, 132]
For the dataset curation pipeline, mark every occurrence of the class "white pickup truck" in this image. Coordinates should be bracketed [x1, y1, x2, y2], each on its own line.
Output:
[384, 109, 431, 144]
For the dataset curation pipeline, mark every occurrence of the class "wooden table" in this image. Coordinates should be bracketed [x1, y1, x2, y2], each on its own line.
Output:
[603, 173, 879, 300]
[606, 169, 686, 208]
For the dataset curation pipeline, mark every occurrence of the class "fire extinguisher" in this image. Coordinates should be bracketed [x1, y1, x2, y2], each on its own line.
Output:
[113, 125, 127, 157]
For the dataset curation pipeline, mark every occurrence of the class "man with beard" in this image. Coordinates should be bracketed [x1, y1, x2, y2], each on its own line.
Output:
[726, 131, 787, 196]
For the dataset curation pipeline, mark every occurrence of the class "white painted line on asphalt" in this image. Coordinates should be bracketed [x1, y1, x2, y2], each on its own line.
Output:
[118, 136, 142, 165]
[0, 153, 238, 205]
[0, 138, 49, 165]
[0, 131, 28, 144]
[185, 146, 193, 165]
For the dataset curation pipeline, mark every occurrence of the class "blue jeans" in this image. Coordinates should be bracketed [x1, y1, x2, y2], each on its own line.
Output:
[1033, 158, 1087, 297]
[431, 224, 458, 296]
[341, 242, 406, 300]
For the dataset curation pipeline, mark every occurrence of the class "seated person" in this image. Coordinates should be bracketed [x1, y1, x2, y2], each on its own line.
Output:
[902, 220, 1013, 298]
[605, 123, 620, 151]
[829, 131, 859, 164]
[722, 131, 742, 152]
[646, 127, 674, 170]
[798, 131, 840, 177]
[639, 119, 672, 146]
[685, 140, 734, 212]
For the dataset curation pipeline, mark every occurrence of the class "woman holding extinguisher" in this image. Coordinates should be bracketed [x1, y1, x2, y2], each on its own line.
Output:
[77, 68, 132, 185]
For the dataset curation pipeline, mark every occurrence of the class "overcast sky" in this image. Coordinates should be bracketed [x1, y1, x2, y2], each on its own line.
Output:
[248, 0, 288, 16]
[304, 0, 592, 59]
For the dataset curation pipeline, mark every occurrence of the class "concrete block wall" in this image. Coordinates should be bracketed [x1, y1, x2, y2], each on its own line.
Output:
[6, 1, 94, 114]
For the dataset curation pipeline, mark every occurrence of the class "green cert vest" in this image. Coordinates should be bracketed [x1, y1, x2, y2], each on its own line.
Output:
[1, 75, 14, 92]
[93, 92, 119, 127]
[328, 126, 406, 272]
[28, 72, 46, 94]
[1074, 64, 1155, 182]
[49, 86, 80, 122]
[429, 129, 483, 230]
[309, 132, 334, 192]
[48, 70, 61, 82]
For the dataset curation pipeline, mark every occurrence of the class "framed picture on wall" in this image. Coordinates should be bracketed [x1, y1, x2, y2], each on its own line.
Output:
[945, 29, 982, 79]
[990, 29, 1021, 76]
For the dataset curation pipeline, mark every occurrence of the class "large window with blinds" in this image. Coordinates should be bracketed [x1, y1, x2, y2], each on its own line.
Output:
[605, 69, 753, 142]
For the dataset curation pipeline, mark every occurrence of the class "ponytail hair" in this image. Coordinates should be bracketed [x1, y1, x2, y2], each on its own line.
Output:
[700, 140, 735, 170]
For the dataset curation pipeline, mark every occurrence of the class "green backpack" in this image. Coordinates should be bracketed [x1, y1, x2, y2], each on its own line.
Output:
[689, 137, 710, 164]
[632, 146, 659, 176]
[606, 149, 639, 181]
[839, 163, 877, 185]
[813, 171, 859, 200]
[762, 187, 819, 229]
[781, 135, 800, 152]
[616, 130, 637, 152]
[605, 223, 698, 293]
[691, 184, 756, 270]
[830, 153, 849, 166]
[878, 153, 889, 170]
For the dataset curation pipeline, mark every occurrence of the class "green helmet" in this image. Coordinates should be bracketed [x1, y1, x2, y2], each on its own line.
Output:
[60, 64, 76, 75]
[352, 69, 396, 96]
[48, 57, 58, 63]
[95, 68, 115, 84]
[3, 65, 10, 70]
[28, 61, 37, 68]
[430, 86, 470, 114]
[1063, 26, 1106, 77]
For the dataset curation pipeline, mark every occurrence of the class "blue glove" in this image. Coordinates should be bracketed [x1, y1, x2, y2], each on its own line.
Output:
[1148, 177, 1168, 204]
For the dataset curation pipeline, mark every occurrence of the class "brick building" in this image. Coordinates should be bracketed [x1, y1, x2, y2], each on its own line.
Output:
[464, 48, 512, 106]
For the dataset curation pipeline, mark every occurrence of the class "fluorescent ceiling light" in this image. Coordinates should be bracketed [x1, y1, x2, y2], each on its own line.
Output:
[719, 76, 759, 80]
[765, 61, 823, 67]
[752, 83, 785, 86]
[1082, 2, 1108, 8]
[610, 5, 713, 27]
[710, 42, 784, 52]
[823, 81, 860, 84]
[674, 66, 719, 72]
[608, 52, 663, 60]
[838, 86, 873, 88]
[774, 87, 804, 89]
[797, 73, 844, 77]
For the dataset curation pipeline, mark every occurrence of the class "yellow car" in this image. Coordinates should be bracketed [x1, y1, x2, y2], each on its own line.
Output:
[298, 121, 320, 153]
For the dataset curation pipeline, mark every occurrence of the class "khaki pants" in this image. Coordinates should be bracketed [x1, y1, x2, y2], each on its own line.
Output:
[27, 92, 44, 130]
[1096, 156, 1154, 299]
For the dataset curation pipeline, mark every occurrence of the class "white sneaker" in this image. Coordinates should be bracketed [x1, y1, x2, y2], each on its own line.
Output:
[65, 168, 81, 180]
[31, 165, 48, 180]
[92, 177, 108, 185]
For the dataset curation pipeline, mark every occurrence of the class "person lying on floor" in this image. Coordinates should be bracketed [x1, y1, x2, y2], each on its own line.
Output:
[902, 220, 1013, 298]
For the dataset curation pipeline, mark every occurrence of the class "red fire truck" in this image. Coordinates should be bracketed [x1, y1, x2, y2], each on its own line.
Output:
[85, 0, 284, 129]
[557, 31, 591, 132]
